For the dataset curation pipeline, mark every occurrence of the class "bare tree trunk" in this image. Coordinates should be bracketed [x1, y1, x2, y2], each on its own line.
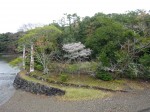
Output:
[23, 45, 26, 69]
[30, 43, 34, 72]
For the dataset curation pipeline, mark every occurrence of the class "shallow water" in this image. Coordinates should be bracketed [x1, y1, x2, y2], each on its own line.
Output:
[0, 57, 19, 106]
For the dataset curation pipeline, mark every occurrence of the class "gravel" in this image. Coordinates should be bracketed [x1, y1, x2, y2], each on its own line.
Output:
[0, 89, 150, 112]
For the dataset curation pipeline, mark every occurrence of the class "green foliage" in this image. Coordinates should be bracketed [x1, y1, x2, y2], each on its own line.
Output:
[85, 16, 125, 58]
[67, 64, 79, 74]
[139, 54, 150, 67]
[98, 52, 110, 66]
[138, 54, 150, 79]
[60, 73, 69, 82]
[0, 32, 22, 53]
[60, 13, 81, 44]
[9, 57, 22, 67]
[96, 70, 113, 81]
[96, 63, 113, 81]
[34, 25, 62, 74]
[125, 63, 139, 79]
[35, 63, 43, 71]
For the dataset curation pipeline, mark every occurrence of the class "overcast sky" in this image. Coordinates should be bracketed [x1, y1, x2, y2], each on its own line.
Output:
[0, 0, 149, 33]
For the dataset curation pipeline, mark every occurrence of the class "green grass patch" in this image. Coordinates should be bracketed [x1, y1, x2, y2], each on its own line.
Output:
[57, 87, 111, 101]
[65, 75, 125, 90]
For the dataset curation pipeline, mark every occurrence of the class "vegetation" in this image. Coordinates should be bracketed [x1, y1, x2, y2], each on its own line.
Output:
[0, 32, 23, 53]
[9, 57, 22, 68]
[58, 87, 110, 101]
[59, 73, 69, 82]
[28, 70, 146, 90]
[1, 9, 150, 82]
[96, 70, 113, 81]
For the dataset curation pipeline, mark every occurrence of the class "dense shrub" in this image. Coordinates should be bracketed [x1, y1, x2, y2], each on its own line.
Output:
[139, 54, 150, 68]
[35, 64, 43, 71]
[96, 70, 113, 81]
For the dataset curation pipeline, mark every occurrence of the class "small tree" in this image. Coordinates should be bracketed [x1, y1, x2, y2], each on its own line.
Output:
[18, 24, 41, 71]
[18, 29, 38, 72]
[62, 42, 91, 61]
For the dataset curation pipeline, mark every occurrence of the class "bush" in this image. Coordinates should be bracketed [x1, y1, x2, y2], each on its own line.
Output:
[139, 54, 150, 68]
[60, 73, 69, 82]
[125, 70, 136, 79]
[124, 63, 150, 79]
[124, 63, 139, 79]
[96, 70, 112, 81]
[35, 63, 43, 71]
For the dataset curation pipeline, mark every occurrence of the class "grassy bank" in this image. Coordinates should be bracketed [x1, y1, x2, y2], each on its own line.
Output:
[19, 71, 111, 101]
[29, 71, 147, 91]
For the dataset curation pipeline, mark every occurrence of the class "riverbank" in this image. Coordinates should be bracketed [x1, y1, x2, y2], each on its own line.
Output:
[0, 89, 150, 112]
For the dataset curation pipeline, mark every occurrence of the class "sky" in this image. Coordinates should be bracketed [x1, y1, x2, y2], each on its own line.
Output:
[0, 0, 149, 33]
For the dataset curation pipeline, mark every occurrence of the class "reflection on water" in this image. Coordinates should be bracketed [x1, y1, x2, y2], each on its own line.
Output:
[0, 56, 19, 106]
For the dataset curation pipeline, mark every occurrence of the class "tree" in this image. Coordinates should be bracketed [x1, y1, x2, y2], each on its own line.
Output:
[111, 10, 150, 37]
[62, 42, 91, 61]
[85, 16, 125, 58]
[34, 25, 62, 74]
[18, 24, 42, 71]
[0, 32, 22, 53]
[19, 28, 38, 72]
[18, 36, 27, 69]
[60, 13, 81, 43]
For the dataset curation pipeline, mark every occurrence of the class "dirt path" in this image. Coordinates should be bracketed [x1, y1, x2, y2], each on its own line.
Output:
[0, 89, 150, 112]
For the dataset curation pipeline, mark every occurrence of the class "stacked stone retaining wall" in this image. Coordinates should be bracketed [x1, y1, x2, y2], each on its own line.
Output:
[13, 74, 65, 96]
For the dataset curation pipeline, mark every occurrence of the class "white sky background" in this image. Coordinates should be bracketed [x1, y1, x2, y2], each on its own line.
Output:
[0, 0, 149, 33]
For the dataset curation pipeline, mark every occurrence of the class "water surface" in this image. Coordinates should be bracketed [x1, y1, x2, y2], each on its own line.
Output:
[0, 56, 19, 106]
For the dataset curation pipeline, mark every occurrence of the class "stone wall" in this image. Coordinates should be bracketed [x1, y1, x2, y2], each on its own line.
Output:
[13, 74, 65, 96]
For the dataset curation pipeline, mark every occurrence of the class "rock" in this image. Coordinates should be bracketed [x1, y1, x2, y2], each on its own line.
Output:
[13, 74, 65, 96]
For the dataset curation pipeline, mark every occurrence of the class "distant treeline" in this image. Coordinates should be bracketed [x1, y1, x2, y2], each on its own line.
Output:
[0, 32, 23, 53]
